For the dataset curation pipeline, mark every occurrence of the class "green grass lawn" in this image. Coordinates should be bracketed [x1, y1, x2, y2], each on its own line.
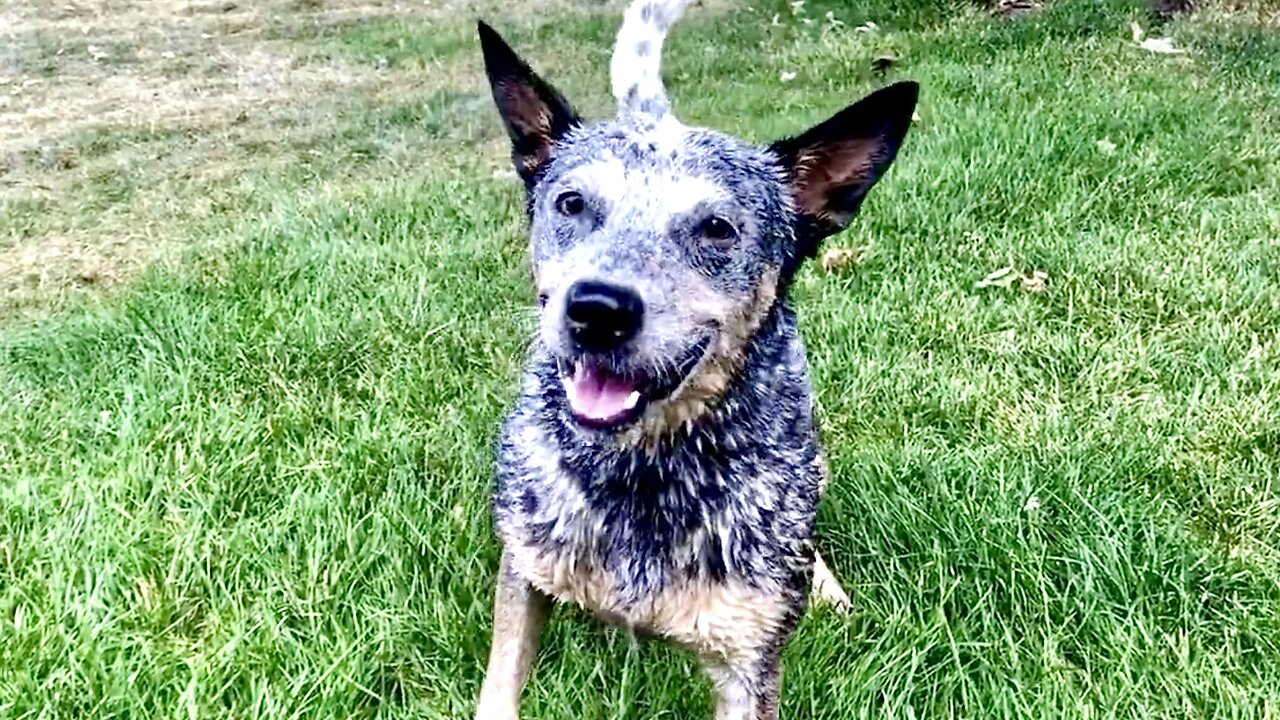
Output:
[3, 0, 1280, 717]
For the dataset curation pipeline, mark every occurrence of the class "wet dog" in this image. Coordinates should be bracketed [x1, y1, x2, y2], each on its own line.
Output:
[475, 2, 918, 717]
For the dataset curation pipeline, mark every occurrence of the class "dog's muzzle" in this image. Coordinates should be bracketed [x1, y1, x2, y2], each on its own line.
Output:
[553, 278, 713, 430]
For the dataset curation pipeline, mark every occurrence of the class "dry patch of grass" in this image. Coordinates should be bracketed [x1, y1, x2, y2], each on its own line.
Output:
[0, 0, 587, 317]
[1194, 0, 1280, 24]
[0, 1, 436, 149]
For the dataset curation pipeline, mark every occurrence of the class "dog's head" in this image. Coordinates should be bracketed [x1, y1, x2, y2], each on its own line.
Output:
[479, 1, 917, 439]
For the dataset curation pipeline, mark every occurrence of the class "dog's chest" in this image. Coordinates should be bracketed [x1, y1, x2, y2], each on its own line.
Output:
[506, 534, 790, 661]
[495, 396, 816, 659]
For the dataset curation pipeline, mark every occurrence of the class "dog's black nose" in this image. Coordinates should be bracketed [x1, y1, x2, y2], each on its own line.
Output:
[564, 280, 644, 351]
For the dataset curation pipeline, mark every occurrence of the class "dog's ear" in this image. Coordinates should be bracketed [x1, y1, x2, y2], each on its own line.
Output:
[479, 21, 581, 185]
[770, 81, 918, 266]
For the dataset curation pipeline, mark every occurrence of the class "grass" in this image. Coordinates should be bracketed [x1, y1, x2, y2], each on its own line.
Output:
[2, 0, 1280, 717]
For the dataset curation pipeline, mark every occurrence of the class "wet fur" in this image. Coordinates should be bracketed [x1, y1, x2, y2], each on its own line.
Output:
[475, 4, 918, 718]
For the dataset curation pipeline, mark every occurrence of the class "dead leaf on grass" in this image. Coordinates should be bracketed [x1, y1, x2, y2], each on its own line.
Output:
[975, 266, 1017, 289]
[1130, 21, 1187, 54]
[1139, 37, 1186, 54]
[1019, 270, 1049, 293]
[975, 266, 1049, 293]
[820, 246, 869, 272]
[992, 0, 1043, 18]
[871, 52, 897, 74]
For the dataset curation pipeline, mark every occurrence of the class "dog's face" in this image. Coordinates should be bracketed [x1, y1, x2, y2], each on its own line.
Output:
[526, 121, 793, 433]
[479, 22, 917, 437]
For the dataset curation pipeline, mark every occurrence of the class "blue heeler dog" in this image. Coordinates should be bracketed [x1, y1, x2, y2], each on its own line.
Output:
[475, 1, 918, 717]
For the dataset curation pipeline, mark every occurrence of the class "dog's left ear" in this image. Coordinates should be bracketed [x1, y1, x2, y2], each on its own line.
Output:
[770, 81, 919, 266]
[478, 21, 581, 185]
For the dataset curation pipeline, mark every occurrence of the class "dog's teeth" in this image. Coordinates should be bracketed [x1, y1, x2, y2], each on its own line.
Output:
[561, 374, 577, 405]
[623, 390, 641, 410]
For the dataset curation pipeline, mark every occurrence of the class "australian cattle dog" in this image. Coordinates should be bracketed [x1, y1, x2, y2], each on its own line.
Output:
[474, 1, 919, 717]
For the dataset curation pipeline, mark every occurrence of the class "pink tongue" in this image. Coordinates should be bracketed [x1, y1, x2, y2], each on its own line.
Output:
[571, 362, 637, 420]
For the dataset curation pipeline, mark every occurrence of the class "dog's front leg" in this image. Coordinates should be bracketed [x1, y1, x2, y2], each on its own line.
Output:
[475, 550, 551, 720]
[706, 653, 783, 720]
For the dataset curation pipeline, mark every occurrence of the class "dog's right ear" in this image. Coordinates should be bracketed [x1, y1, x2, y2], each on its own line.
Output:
[478, 21, 581, 186]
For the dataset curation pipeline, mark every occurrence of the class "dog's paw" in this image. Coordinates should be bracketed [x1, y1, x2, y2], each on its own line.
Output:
[811, 579, 853, 614]
[810, 552, 853, 614]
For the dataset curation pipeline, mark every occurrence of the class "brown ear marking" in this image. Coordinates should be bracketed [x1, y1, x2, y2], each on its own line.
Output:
[478, 21, 582, 185]
[770, 81, 919, 268]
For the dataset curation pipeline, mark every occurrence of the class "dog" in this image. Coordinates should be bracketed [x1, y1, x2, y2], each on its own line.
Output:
[474, 2, 918, 717]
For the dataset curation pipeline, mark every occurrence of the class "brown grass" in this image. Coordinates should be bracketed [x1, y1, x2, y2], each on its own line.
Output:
[0, 0, 524, 316]
[1, 1, 421, 148]
[1194, 0, 1280, 23]
[0, 0, 628, 151]
[0, 0, 706, 316]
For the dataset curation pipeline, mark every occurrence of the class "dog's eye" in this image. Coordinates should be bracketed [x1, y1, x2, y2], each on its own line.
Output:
[555, 191, 585, 217]
[698, 216, 738, 247]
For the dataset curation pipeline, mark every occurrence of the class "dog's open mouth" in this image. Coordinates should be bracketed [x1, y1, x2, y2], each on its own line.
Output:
[559, 336, 711, 429]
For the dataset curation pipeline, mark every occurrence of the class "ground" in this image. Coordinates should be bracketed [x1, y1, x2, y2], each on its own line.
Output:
[2, 0, 1279, 717]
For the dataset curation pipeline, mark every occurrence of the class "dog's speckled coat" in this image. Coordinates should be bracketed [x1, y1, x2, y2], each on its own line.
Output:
[475, 2, 919, 717]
